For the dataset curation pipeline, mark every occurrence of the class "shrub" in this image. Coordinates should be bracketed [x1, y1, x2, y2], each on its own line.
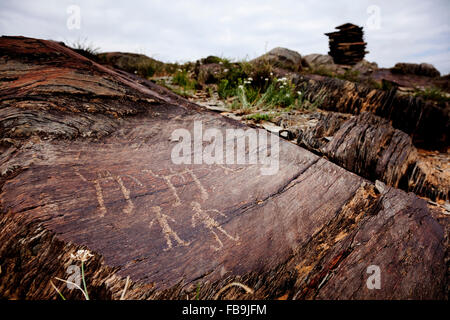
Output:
[172, 69, 197, 91]
[218, 79, 235, 99]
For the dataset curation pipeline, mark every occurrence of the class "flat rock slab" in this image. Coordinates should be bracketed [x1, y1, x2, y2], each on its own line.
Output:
[0, 37, 447, 299]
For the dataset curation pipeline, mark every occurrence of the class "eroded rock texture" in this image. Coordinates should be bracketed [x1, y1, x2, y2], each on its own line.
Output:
[293, 75, 450, 149]
[296, 112, 449, 202]
[0, 36, 447, 300]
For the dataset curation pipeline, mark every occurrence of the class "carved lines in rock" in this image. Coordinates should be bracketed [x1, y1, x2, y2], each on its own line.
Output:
[74, 167, 238, 252]
[149, 206, 190, 251]
[191, 201, 239, 251]
[74, 169, 138, 217]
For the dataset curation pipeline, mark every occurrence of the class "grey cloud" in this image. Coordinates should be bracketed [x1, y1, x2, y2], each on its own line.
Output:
[0, 0, 449, 73]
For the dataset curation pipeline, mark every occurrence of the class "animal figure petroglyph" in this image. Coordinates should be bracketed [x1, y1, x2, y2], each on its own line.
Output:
[191, 201, 239, 251]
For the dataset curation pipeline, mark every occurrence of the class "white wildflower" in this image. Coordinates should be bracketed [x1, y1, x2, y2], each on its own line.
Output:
[265, 78, 269, 81]
[297, 91, 302, 96]
[247, 77, 253, 81]
[71, 249, 93, 262]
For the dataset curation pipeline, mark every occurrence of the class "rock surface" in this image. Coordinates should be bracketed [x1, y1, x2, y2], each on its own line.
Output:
[293, 74, 450, 149]
[302, 54, 335, 70]
[296, 112, 449, 202]
[252, 47, 303, 72]
[392, 62, 441, 78]
[0, 36, 447, 300]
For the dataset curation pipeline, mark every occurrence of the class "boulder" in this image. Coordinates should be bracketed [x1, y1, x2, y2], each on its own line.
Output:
[196, 63, 225, 85]
[351, 59, 378, 75]
[302, 53, 335, 70]
[252, 47, 303, 72]
[391, 62, 441, 78]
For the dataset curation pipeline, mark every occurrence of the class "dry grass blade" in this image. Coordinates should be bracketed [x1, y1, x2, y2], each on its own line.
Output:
[120, 276, 130, 300]
[50, 281, 66, 300]
[54, 277, 89, 300]
[214, 282, 254, 300]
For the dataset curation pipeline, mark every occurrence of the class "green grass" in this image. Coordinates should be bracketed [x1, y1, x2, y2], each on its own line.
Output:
[218, 79, 235, 99]
[220, 77, 326, 112]
[255, 78, 296, 109]
[309, 66, 335, 77]
[336, 69, 360, 82]
[170, 69, 197, 97]
[414, 87, 450, 103]
[244, 112, 276, 122]
[172, 69, 196, 90]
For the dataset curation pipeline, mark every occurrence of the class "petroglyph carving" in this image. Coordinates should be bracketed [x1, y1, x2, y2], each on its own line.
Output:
[149, 206, 190, 250]
[74, 169, 140, 217]
[93, 180, 108, 217]
[216, 164, 245, 175]
[112, 174, 134, 215]
[75, 167, 239, 252]
[143, 168, 209, 205]
[185, 169, 208, 201]
[191, 201, 239, 251]
[143, 169, 182, 206]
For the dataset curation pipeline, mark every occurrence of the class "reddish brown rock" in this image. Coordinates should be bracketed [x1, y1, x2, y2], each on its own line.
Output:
[293, 74, 450, 149]
[0, 36, 447, 300]
[296, 112, 449, 202]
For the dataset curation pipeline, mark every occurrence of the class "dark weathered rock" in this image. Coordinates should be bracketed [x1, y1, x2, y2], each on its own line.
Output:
[392, 62, 441, 78]
[352, 59, 378, 75]
[196, 63, 224, 85]
[296, 112, 449, 202]
[371, 68, 448, 91]
[293, 74, 450, 149]
[0, 36, 447, 300]
[252, 47, 303, 72]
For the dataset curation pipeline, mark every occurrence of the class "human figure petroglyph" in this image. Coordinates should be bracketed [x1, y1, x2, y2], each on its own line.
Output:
[74, 167, 239, 252]
[112, 174, 134, 215]
[191, 201, 239, 251]
[149, 206, 190, 250]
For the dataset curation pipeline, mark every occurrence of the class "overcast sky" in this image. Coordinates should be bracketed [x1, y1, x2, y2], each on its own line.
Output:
[1, 0, 449, 74]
